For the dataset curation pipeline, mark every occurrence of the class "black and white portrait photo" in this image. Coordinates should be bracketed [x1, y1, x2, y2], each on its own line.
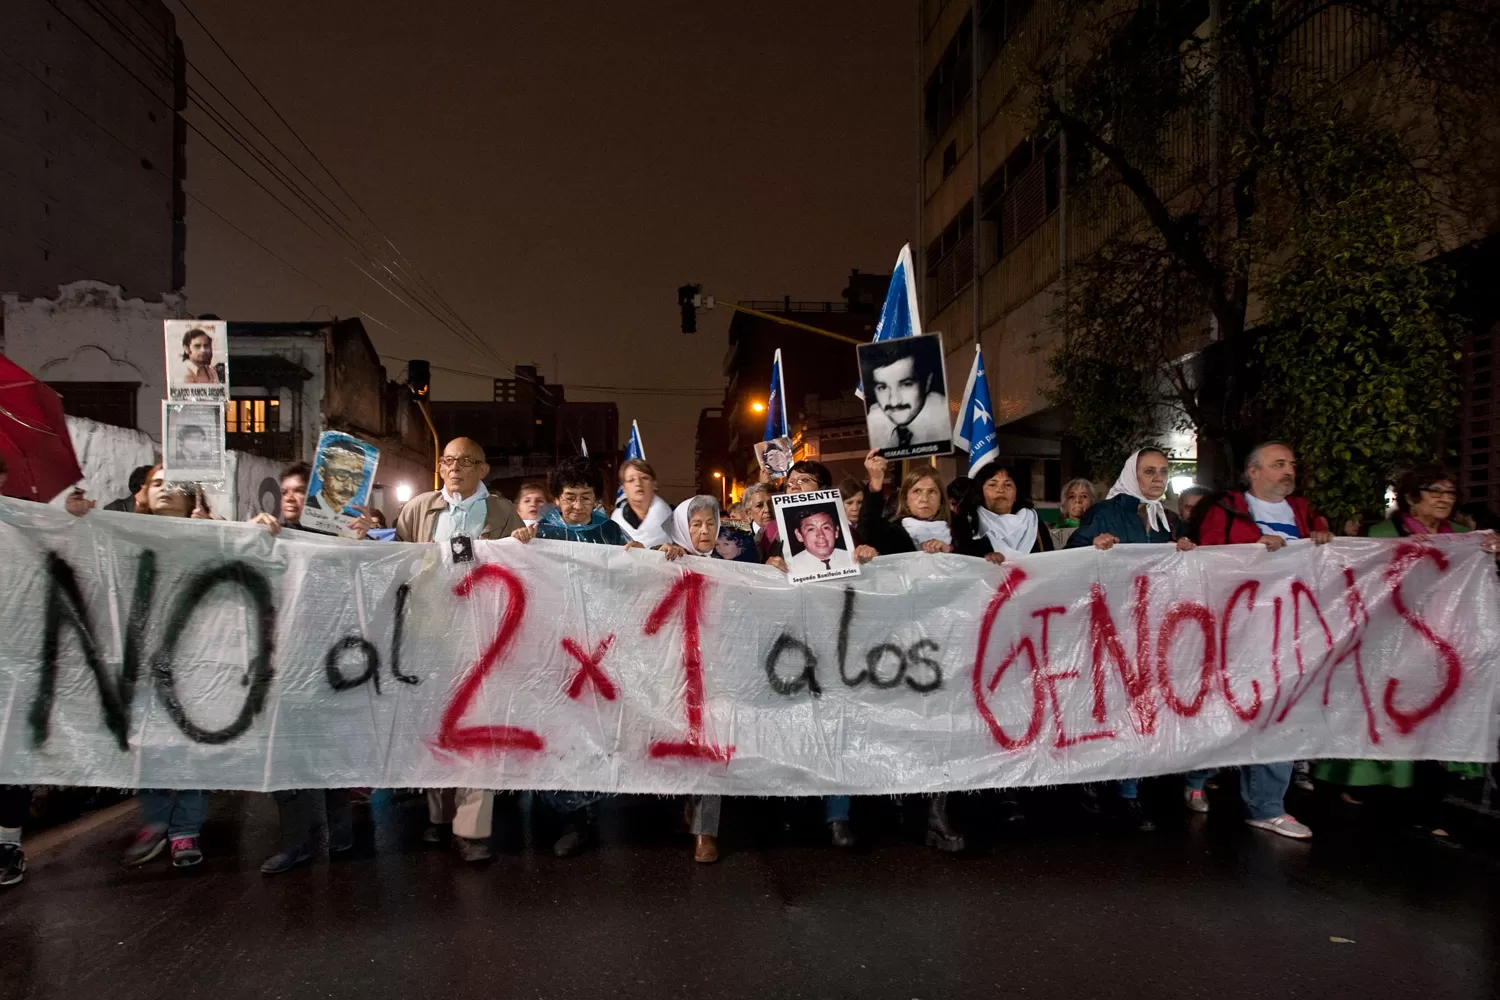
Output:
[162, 401, 226, 483]
[771, 489, 861, 585]
[856, 333, 953, 459]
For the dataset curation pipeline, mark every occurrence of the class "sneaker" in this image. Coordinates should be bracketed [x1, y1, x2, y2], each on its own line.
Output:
[1184, 789, 1210, 814]
[0, 844, 24, 887]
[1121, 798, 1156, 832]
[170, 837, 203, 867]
[122, 825, 168, 866]
[260, 844, 311, 875]
[1246, 815, 1312, 839]
[455, 836, 493, 863]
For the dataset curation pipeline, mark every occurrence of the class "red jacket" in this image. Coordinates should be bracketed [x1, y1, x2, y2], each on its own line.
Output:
[1196, 491, 1328, 546]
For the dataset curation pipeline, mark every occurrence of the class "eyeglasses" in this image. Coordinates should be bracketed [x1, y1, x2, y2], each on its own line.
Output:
[1420, 486, 1458, 498]
[786, 475, 820, 489]
[438, 457, 480, 470]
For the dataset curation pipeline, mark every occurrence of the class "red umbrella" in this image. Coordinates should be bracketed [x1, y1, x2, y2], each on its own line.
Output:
[0, 355, 82, 502]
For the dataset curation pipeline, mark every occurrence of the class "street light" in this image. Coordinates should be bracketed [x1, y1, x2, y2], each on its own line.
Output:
[394, 483, 413, 503]
[750, 401, 765, 413]
[712, 471, 725, 506]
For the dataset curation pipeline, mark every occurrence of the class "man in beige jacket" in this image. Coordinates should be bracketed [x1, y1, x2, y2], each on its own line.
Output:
[396, 437, 525, 862]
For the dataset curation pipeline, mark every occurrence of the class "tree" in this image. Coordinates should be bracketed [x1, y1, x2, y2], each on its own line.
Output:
[1030, 0, 1498, 490]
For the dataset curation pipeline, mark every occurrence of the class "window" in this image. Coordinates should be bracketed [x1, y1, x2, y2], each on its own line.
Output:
[981, 137, 1060, 259]
[977, 0, 1035, 71]
[47, 382, 138, 429]
[941, 141, 958, 177]
[923, 13, 972, 148]
[225, 397, 280, 434]
[925, 201, 975, 311]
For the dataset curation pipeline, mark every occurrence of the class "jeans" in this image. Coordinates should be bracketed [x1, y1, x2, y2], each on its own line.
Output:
[138, 790, 207, 839]
[273, 789, 351, 850]
[689, 796, 721, 836]
[1187, 764, 1291, 820]
[1184, 768, 1216, 792]
[823, 796, 851, 824]
[1116, 779, 1140, 800]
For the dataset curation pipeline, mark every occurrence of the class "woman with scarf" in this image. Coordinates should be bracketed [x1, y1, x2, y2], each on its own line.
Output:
[658, 496, 732, 861]
[854, 450, 965, 853]
[1314, 464, 1499, 844]
[1051, 478, 1096, 548]
[611, 459, 673, 547]
[1066, 448, 1193, 832]
[956, 461, 1055, 562]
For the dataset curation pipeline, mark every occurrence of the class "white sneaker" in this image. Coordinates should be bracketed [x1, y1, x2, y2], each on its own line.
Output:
[1246, 815, 1312, 839]
[1184, 788, 1210, 814]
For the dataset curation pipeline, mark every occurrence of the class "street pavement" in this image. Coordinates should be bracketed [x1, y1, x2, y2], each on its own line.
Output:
[1, 787, 1495, 999]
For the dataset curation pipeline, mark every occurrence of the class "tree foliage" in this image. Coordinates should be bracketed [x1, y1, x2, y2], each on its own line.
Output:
[1029, 0, 1498, 489]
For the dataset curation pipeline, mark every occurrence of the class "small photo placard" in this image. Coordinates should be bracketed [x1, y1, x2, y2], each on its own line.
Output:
[772, 489, 860, 584]
[755, 435, 794, 480]
[162, 401, 226, 484]
[165, 319, 229, 403]
[300, 431, 381, 538]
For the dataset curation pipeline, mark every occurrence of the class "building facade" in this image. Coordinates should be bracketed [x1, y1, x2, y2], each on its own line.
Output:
[0, 0, 186, 301]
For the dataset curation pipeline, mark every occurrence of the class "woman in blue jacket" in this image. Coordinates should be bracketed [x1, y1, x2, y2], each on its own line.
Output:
[1065, 448, 1191, 831]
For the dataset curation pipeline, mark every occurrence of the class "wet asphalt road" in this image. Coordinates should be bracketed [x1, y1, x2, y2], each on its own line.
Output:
[1, 787, 1496, 1000]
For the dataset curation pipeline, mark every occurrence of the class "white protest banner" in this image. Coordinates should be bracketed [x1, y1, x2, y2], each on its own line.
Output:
[0, 498, 1496, 794]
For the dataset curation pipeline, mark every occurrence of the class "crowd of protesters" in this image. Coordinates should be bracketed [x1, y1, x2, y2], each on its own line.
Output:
[0, 437, 1495, 888]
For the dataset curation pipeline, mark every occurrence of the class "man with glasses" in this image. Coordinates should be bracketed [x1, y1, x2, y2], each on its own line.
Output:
[1188, 442, 1331, 840]
[394, 437, 526, 863]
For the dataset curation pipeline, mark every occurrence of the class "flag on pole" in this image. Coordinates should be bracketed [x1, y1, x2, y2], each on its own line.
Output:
[763, 348, 788, 442]
[856, 244, 923, 399]
[579, 437, 589, 458]
[952, 344, 998, 477]
[615, 420, 646, 508]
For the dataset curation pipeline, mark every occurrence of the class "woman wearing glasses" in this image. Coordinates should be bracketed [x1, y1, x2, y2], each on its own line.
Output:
[1314, 465, 1499, 845]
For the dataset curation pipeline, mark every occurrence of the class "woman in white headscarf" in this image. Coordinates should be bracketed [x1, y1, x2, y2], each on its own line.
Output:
[1064, 447, 1192, 832]
[955, 460, 1055, 564]
[1065, 447, 1187, 551]
[611, 459, 673, 547]
[654, 494, 727, 863]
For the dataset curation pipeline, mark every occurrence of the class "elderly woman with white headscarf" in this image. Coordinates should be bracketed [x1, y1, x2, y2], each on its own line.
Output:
[653, 495, 728, 863]
[1065, 448, 1193, 832]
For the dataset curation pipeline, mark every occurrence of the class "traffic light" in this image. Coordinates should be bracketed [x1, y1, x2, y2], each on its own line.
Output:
[678, 284, 700, 334]
[408, 359, 430, 396]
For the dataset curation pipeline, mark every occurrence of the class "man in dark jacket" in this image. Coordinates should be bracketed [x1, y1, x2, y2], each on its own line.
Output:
[1184, 442, 1329, 840]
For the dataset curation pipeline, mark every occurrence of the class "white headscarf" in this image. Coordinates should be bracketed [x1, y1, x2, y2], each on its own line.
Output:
[611, 494, 673, 547]
[901, 517, 952, 546]
[975, 506, 1038, 557]
[1106, 449, 1170, 535]
[668, 496, 720, 556]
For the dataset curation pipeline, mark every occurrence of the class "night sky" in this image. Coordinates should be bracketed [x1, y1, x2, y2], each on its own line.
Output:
[180, 0, 915, 496]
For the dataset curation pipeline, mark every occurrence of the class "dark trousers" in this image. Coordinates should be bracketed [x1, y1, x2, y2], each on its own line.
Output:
[272, 789, 352, 850]
[1410, 761, 1451, 830]
[0, 786, 30, 830]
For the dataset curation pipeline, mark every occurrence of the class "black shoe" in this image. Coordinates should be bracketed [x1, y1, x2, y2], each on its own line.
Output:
[926, 798, 965, 852]
[828, 821, 856, 849]
[421, 823, 449, 845]
[1121, 798, 1156, 833]
[329, 827, 354, 854]
[553, 822, 593, 858]
[455, 836, 493, 863]
[0, 844, 24, 887]
[998, 797, 1025, 825]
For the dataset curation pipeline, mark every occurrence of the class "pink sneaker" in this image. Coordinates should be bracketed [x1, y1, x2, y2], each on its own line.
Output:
[170, 837, 203, 867]
[1246, 815, 1312, 839]
[1184, 789, 1209, 814]
[122, 825, 167, 866]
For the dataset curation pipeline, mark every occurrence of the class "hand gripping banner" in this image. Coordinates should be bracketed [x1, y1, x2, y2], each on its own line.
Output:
[1, 499, 1496, 794]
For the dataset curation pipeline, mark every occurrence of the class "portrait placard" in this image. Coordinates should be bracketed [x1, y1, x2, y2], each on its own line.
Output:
[164, 320, 229, 403]
[754, 436, 794, 480]
[856, 333, 953, 459]
[771, 489, 860, 584]
[161, 401, 226, 484]
[300, 431, 380, 538]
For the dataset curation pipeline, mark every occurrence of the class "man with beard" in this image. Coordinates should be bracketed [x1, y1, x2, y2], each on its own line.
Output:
[1187, 442, 1331, 839]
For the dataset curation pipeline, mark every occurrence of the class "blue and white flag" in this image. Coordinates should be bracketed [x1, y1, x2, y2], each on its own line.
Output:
[952, 344, 998, 477]
[764, 348, 788, 442]
[615, 420, 646, 508]
[856, 244, 923, 399]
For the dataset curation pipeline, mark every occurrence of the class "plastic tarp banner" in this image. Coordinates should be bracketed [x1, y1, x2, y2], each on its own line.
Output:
[1, 498, 1497, 794]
